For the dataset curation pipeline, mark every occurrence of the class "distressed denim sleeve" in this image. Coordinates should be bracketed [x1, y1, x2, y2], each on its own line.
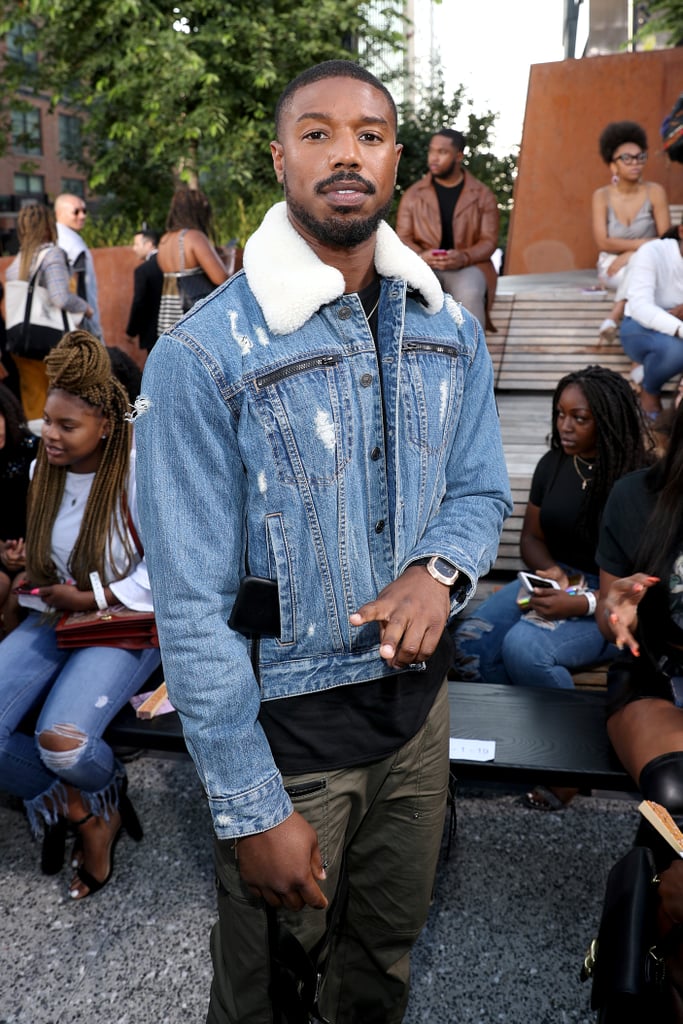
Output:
[134, 330, 292, 839]
[401, 309, 512, 611]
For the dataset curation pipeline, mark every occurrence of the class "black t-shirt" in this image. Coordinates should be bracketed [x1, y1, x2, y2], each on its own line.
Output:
[597, 467, 683, 655]
[528, 448, 598, 574]
[257, 277, 450, 774]
[0, 432, 38, 540]
[433, 180, 464, 250]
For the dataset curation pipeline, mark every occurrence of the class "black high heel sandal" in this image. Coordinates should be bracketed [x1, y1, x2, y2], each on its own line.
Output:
[41, 817, 68, 875]
[69, 792, 143, 900]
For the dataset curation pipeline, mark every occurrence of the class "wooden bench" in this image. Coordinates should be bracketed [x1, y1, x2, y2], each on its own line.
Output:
[490, 282, 677, 395]
[104, 679, 630, 792]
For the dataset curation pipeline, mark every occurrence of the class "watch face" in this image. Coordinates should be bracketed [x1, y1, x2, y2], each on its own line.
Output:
[431, 557, 458, 582]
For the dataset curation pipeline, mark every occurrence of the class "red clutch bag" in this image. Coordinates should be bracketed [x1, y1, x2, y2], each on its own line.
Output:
[55, 605, 159, 650]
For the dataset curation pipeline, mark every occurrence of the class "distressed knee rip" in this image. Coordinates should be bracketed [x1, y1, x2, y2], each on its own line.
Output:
[38, 723, 87, 771]
[452, 617, 494, 681]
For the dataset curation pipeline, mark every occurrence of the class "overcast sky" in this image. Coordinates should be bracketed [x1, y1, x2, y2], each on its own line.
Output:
[422, 0, 584, 154]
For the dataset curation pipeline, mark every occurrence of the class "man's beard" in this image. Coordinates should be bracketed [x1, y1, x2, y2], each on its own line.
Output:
[284, 172, 394, 248]
[433, 157, 458, 181]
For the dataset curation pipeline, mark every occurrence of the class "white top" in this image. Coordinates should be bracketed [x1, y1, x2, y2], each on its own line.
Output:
[625, 238, 683, 336]
[19, 450, 152, 614]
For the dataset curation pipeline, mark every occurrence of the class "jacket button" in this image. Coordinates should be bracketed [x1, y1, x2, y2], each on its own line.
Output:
[375, 519, 385, 533]
[337, 306, 352, 320]
[370, 446, 381, 460]
[360, 373, 373, 387]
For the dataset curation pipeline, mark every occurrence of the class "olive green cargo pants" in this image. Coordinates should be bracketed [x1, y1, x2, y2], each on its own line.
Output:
[206, 680, 449, 1024]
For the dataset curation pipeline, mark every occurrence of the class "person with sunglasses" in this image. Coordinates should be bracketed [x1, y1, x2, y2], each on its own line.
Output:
[592, 121, 670, 350]
[55, 194, 102, 342]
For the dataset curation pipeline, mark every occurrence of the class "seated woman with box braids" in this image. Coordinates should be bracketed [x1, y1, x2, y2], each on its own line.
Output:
[0, 330, 160, 899]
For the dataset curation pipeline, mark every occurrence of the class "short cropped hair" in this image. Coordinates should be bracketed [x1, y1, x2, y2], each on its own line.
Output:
[433, 128, 466, 153]
[137, 228, 159, 246]
[274, 60, 397, 136]
[598, 121, 648, 164]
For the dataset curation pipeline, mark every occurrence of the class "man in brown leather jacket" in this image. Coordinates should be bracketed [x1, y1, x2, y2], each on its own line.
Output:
[396, 129, 499, 330]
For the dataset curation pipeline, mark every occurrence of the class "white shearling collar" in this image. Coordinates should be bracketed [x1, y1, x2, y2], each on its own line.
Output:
[242, 202, 444, 335]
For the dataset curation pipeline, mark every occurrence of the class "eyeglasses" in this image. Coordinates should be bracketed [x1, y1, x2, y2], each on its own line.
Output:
[615, 152, 648, 165]
[72, 207, 87, 215]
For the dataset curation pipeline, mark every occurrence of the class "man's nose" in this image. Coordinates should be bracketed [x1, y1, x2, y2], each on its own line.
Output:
[329, 131, 362, 168]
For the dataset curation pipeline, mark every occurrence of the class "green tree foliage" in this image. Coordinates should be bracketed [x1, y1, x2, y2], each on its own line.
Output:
[0, 0, 404, 241]
[1, 2, 514, 247]
[395, 72, 517, 246]
[640, 1, 683, 45]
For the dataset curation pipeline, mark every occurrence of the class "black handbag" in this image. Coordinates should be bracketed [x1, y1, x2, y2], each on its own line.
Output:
[177, 267, 215, 314]
[582, 846, 673, 1022]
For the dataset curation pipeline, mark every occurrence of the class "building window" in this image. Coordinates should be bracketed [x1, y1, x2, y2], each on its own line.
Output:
[60, 178, 85, 197]
[59, 114, 83, 162]
[11, 108, 42, 155]
[14, 173, 45, 199]
[7, 24, 38, 67]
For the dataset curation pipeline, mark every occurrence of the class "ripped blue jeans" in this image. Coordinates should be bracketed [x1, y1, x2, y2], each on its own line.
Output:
[0, 612, 161, 832]
[452, 575, 616, 689]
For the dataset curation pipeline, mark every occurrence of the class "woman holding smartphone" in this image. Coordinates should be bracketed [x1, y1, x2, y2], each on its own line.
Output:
[453, 367, 651, 805]
[0, 331, 160, 898]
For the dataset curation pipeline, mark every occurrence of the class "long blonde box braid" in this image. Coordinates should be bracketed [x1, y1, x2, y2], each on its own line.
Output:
[26, 331, 134, 590]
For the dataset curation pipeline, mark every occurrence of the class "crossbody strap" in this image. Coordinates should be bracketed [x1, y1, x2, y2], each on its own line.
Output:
[21, 247, 70, 342]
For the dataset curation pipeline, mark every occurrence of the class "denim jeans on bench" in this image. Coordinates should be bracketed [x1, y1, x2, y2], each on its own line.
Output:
[452, 575, 616, 689]
[0, 611, 161, 830]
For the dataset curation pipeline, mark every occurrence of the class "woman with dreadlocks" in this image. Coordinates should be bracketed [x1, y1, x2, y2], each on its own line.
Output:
[0, 331, 160, 898]
[453, 366, 652, 805]
[4, 203, 92, 419]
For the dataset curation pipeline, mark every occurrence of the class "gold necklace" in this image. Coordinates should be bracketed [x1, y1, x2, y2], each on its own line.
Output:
[364, 295, 380, 321]
[573, 454, 594, 491]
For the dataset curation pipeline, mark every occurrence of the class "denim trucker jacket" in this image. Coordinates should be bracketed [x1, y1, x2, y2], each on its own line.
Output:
[135, 203, 512, 839]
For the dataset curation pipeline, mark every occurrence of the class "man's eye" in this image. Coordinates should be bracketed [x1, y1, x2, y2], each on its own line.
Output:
[360, 132, 382, 142]
[303, 130, 326, 140]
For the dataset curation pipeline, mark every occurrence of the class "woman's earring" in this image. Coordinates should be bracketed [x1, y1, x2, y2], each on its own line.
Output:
[611, 173, 619, 186]
[101, 435, 108, 441]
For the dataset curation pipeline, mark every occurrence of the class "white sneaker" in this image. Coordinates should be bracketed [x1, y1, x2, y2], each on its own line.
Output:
[598, 318, 618, 345]
[629, 364, 644, 385]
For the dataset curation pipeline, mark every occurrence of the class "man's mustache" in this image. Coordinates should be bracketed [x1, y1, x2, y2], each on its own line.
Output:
[315, 172, 376, 195]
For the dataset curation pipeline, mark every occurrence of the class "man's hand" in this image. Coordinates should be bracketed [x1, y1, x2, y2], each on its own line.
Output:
[603, 573, 659, 656]
[420, 248, 468, 272]
[349, 565, 451, 669]
[235, 811, 328, 911]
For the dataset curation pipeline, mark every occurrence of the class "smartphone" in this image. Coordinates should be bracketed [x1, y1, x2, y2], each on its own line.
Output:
[517, 572, 561, 594]
[432, 249, 448, 255]
[228, 576, 281, 637]
[12, 583, 39, 596]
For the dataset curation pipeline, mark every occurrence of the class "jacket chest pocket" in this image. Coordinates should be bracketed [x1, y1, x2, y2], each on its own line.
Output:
[251, 354, 352, 488]
[399, 341, 463, 454]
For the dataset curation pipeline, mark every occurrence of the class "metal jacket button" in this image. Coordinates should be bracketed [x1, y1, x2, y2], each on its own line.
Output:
[360, 373, 373, 387]
[375, 519, 385, 533]
[337, 306, 352, 320]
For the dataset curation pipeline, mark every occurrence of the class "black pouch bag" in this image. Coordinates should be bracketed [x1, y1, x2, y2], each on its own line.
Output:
[583, 846, 666, 1022]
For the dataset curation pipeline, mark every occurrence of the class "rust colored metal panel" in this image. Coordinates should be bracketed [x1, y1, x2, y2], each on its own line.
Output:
[506, 49, 683, 275]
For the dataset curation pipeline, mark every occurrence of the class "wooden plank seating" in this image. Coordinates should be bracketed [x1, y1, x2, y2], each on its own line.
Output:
[103, 679, 630, 793]
[490, 273, 677, 394]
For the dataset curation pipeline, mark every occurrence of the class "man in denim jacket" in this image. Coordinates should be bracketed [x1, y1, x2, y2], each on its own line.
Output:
[136, 60, 511, 1024]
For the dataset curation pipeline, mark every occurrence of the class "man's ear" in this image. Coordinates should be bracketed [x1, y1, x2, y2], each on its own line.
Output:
[271, 141, 285, 184]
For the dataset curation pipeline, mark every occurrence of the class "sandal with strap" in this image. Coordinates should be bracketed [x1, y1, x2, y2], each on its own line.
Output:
[68, 792, 143, 900]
